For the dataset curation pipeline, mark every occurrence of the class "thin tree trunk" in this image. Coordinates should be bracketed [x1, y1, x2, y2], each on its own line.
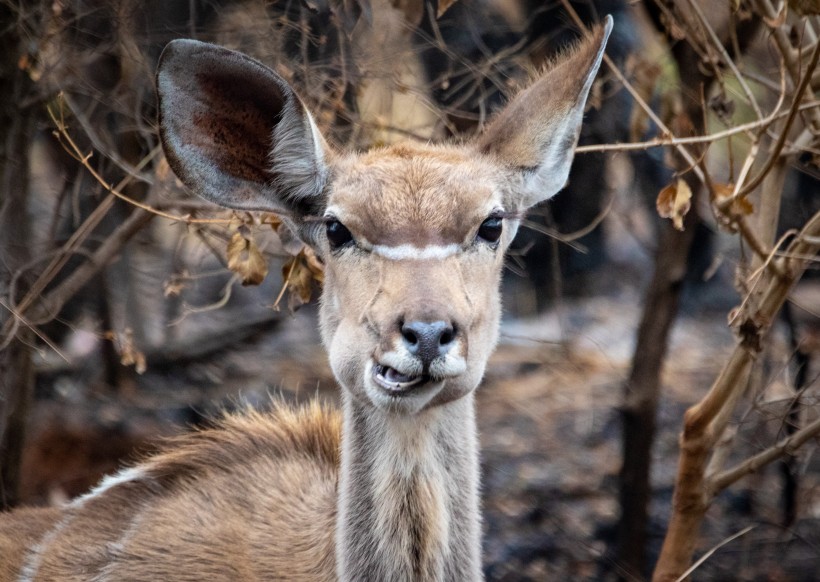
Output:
[615, 34, 707, 581]
[0, 1, 44, 510]
[616, 188, 700, 580]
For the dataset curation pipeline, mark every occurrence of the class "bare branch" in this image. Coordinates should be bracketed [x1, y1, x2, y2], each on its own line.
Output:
[682, 0, 763, 120]
[709, 415, 820, 493]
[752, 0, 820, 133]
[558, 0, 704, 182]
[48, 103, 233, 226]
[735, 42, 820, 198]
[653, 209, 820, 582]
[21, 204, 155, 329]
[575, 100, 819, 153]
[674, 525, 757, 582]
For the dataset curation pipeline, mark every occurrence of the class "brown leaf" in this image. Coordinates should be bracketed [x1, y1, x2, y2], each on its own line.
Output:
[227, 232, 269, 286]
[713, 182, 754, 225]
[108, 328, 147, 374]
[302, 246, 325, 285]
[277, 248, 325, 311]
[733, 195, 754, 216]
[282, 255, 312, 310]
[18, 52, 42, 82]
[264, 213, 284, 231]
[712, 182, 734, 201]
[163, 273, 187, 297]
[656, 179, 692, 231]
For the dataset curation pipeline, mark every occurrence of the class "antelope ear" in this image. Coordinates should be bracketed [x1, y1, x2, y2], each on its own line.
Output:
[476, 16, 612, 210]
[156, 39, 330, 222]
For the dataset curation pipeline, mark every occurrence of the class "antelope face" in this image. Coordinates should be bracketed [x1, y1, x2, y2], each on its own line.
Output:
[156, 19, 610, 416]
[316, 145, 517, 414]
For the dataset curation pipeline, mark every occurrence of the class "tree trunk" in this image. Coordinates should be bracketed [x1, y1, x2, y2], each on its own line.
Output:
[616, 208, 700, 579]
[0, 1, 45, 509]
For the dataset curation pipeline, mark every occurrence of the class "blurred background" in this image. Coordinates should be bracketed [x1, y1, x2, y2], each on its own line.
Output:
[1, 0, 819, 579]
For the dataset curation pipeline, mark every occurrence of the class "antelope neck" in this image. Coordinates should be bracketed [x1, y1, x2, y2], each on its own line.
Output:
[335, 393, 482, 581]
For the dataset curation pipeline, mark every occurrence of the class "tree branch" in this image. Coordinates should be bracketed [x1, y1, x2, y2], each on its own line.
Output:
[709, 415, 820, 493]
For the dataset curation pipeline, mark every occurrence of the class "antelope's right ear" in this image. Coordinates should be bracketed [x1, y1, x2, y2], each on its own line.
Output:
[476, 16, 612, 211]
[157, 39, 330, 224]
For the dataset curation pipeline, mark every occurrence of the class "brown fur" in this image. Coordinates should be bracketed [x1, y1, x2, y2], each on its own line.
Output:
[0, 507, 61, 578]
[0, 403, 340, 582]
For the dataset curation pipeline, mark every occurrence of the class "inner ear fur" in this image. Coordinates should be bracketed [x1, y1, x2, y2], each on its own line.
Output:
[156, 39, 329, 219]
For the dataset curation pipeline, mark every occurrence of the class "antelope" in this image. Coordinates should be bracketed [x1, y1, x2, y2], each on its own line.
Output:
[0, 16, 611, 581]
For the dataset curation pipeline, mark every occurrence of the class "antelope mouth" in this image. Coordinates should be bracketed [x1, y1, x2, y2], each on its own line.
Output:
[372, 364, 429, 395]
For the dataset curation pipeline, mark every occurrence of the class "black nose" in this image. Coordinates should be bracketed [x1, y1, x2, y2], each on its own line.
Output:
[401, 320, 456, 368]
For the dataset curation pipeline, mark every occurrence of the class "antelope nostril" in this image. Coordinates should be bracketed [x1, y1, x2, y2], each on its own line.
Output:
[402, 326, 418, 346]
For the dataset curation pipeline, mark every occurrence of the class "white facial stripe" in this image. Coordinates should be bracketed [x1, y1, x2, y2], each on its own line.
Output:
[372, 244, 460, 261]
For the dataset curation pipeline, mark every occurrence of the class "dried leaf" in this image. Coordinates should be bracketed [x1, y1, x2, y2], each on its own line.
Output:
[712, 182, 754, 226]
[264, 213, 284, 231]
[107, 328, 147, 374]
[712, 182, 734, 201]
[733, 195, 754, 216]
[227, 232, 269, 286]
[656, 179, 692, 231]
[302, 246, 325, 284]
[282, 255, 312, 310]
[278, 248, 325, 311]
[18, 52, 42, 82]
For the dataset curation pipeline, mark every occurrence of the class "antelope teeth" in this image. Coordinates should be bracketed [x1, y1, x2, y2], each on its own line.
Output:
[373, 364, 425, 392]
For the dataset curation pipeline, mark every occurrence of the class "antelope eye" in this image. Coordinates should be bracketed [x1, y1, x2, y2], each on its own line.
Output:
[326, 219, 354, 250]
[476, 216, 503, 244]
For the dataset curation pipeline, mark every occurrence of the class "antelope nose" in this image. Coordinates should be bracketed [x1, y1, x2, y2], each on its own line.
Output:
[401, 320, 456, 367]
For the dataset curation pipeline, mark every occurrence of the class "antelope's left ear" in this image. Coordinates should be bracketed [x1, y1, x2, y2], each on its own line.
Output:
[476, 15, 612, 210]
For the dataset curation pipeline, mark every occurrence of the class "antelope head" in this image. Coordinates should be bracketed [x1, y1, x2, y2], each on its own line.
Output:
[157, 17, 612, 415]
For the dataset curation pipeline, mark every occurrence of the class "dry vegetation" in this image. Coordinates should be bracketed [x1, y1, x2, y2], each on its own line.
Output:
[1, 0, 819, 580]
